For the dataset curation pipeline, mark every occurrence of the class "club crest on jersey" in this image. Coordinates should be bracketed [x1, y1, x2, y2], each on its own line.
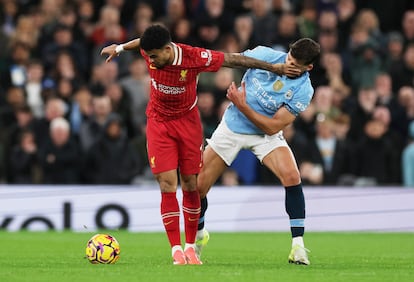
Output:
[284, 89, 293, 99]
[150, 156, 156, 168]
[179, 69, 188, 81]
[273, 80, 283, 91]
[149, 63, 157, 69]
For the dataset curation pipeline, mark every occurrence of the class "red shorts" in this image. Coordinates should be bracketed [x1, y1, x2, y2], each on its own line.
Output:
[146, 107, 203, 175]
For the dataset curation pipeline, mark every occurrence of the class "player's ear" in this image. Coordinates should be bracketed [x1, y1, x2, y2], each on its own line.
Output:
[306, 64, 314, 71]
[163, 44, 172, 53]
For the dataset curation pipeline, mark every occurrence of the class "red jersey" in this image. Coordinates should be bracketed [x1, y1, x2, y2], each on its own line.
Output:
[141, 43, 225, 120]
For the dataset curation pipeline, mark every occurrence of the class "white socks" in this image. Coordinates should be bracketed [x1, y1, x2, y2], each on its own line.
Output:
[196, 229, 204, 239]
[292, 236, 304, 247]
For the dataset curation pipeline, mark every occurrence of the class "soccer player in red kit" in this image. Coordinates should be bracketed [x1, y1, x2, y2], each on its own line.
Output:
[101, 24, 301, 265]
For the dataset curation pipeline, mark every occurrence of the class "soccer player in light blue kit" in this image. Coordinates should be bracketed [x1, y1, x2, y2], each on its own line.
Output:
[195, 38, 321, 265]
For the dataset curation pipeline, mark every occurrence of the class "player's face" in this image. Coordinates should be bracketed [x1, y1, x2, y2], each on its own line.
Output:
[285, 52, 312, 78]
[144, 46, 172, 69]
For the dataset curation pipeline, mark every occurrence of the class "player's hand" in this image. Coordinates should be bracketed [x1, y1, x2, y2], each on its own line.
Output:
[226, 81, 247, 110]
[276, 63, 302, 77]
[100, 44, 119, 63]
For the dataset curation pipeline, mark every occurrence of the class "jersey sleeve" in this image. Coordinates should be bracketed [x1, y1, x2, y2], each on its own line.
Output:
[190, 46, 225, 72]
[241, 46, 284, 64]
[284, 83, 314, 116]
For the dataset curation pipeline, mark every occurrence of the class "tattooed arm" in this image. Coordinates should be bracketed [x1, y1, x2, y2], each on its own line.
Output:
[222, 53, 301, 77]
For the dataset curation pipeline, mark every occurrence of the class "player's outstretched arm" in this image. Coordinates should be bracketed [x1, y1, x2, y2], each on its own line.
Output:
[100, 38, 141, 63]
[222, 53, 301, 77]
[226, 81, 296, 135]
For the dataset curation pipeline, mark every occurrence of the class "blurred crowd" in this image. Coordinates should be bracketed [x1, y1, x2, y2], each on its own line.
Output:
[1, 0, 414, 187]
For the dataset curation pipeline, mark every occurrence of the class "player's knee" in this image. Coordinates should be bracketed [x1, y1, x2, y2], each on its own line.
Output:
[180, 174, 197, 192]
[280, 169, 301, 186]
[156, 175, 177, 193]
[198, 187, 208, 198]
[197, 177, 209, 198]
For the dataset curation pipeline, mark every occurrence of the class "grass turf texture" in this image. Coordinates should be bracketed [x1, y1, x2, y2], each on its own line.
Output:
[1, 232, 413, 282]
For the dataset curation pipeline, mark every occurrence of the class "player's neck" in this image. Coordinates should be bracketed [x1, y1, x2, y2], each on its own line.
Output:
[167, 43, 175, 66]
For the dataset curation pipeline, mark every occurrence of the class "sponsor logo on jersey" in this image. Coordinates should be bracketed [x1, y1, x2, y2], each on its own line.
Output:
[273, 80, 283, 91]
[179, 69, 188, 81]
[150, 78, 186, 94]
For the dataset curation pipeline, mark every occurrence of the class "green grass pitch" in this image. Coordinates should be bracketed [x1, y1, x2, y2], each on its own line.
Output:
[1, 231, 413, 282]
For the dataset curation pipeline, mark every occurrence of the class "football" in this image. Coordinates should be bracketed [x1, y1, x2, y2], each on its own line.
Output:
[85, 233, 120, 264]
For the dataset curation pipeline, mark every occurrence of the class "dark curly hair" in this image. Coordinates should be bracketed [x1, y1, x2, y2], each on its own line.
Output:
[290, 38, 321, 65]
[140, 24, 172, 51]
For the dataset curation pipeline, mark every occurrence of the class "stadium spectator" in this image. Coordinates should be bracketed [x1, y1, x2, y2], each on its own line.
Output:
[383, 31, 404, 71]
[8, 129, 41, 184]
[353, 115, 400, 185]
[41, 23, 88, 79]
[402, 10, 414, 46]
[211, 67, 241, 106]
[194, 0, 234, 35]
[170, 18, 193, 45]
[0, 86, 26, 127]
[38, 117, 81, 184]
[103, 82, 135, 138]
[24, 59, 45, 119]
[348, 26, 383, 92]
[234, 14, 254, 51]
[78, 95, 112, 153]
[301, 113, 354, 185]
[273, 12, 300, 51]
[88, 60, 121, 95]
[248, 0, 279, 47]
[84, 113, 141, 184]
[1, 41, 32, 89]
[197, 90, 218, 140]
[48, 50, 84, 88]
[389, 43, 414, 93]
[156, 0, 187, 31]
[332, 113, 351, 141]
[77, 0, 95, 39]
[33, 97, 66, 150]
[336, 0, 357, 51]
[119, 56, 150, 130]
[347, 87, 377, 143]
[90, 5, 127, 47]
[127, 2, 154, 40]
[1, 105, 36, 183]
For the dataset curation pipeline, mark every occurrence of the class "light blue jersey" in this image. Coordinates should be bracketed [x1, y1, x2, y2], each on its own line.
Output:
[224, 46, 314, 135]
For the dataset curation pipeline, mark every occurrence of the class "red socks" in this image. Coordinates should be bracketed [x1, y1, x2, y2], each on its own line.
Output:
[161, 191, 201, 247]
[182, 190, 201, 244]
[161, 192, 181, 247]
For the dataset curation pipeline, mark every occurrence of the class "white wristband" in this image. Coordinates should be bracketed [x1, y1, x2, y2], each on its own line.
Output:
[115, 44, 124, 54]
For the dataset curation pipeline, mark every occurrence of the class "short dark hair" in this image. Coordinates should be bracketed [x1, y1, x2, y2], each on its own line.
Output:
[140, 24, 172, 51]
[290, 38, 320, 65]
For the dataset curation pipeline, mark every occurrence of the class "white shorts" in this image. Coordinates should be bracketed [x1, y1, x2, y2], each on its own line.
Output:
[206, 120, 289, 166]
